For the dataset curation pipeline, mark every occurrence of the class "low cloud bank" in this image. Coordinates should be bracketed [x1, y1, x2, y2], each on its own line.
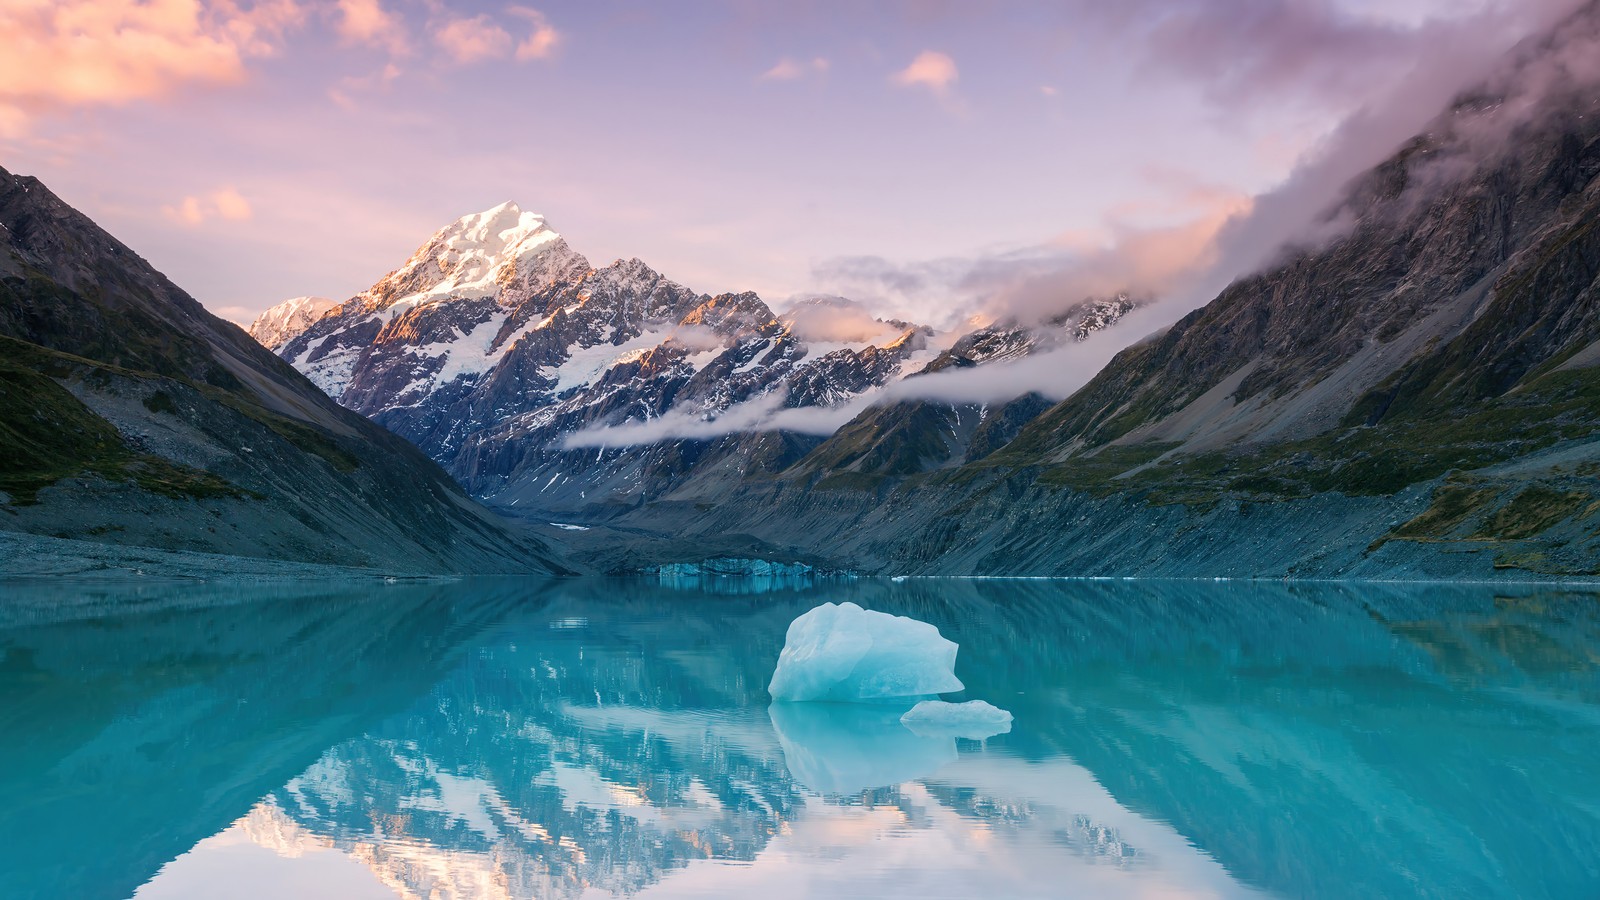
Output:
[560, 306, 1167, 449]
[779, 296, 913, 343]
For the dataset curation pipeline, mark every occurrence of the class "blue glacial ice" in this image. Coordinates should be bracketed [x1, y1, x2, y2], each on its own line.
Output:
[767, 602, 963, 702]
[653, 558, 815, 577]
[899, 699, 1014, 740]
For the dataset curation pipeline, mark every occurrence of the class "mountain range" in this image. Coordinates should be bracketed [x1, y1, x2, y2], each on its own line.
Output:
[7, 2, 1600, 579]
[256, 206, 1136, 516]
[583, 3, 1600, 580]
[592, 3, 1600, 580]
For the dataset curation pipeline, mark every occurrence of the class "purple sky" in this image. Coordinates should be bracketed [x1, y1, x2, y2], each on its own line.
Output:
[0, 0, 1581, 328]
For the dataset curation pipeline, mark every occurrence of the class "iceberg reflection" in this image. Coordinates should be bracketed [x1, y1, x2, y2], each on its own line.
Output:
[5, 577, 1600, 899]
[768, 702, 957, 794]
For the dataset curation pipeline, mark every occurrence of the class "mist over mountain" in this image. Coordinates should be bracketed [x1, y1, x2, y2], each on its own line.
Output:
[15, 6, 1600, 899]
[29, 0, 1597, 580]
[259, 205, 1140, 515]
[512, 0, 1600, 579]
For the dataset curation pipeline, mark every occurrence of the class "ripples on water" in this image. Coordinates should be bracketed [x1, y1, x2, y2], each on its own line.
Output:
[2, 576, 1597, 899]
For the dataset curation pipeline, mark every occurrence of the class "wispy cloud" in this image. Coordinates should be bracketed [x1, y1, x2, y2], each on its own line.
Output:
[808, 185, 1250, 331]
[761, 57, 830, 81]
[824, 1, 1595, 333]
[334, 0, 408, 56]
[213, 304, 256, 326]
[891, 50, 958, 97]
[509, 7, 562, 61]
[162, 186, 254, 225]
[1065, 0, 1585, 112]
[0, 0, 303, 135]
[562, 389, 855, 448]
[434, 14, 514, 64]
[560, 318, 1149, 449]
[434, 8, 560, 65]
[327, 62, 403, 110]
[779, 296, 908, 343]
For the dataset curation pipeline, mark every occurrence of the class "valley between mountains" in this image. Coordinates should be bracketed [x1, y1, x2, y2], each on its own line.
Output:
[9, 3, 1600, 579]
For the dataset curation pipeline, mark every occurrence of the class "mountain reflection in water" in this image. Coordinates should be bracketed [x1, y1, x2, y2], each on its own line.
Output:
[2, 577, 1597, 899]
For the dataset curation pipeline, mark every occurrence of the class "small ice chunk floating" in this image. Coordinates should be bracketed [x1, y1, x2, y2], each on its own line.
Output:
[767, 602, 964, 702]
[899, 699, 1014, 740]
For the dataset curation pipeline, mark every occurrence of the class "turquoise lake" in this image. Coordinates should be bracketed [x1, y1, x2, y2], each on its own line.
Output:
[3, 576, 1598, 899]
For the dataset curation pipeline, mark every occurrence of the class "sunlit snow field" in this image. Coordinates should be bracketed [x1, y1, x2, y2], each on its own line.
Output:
[3, 576, 1597, 899]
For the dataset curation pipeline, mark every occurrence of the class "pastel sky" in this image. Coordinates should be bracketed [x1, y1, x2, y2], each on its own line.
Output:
[0, 0, 1581, 328]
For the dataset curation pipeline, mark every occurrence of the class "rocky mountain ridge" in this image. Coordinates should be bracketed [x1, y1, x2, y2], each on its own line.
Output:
[263, 207, 1139, 515]
[242, 2, 1600, 580]
[0, 167, 565, 574]
[554, 0, 1600, 578]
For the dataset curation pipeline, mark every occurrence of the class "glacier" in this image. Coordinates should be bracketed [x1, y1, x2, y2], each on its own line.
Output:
[899, 699, 1014, 740]
[767, 602, 963, 702]
[654, 558, 816, 578]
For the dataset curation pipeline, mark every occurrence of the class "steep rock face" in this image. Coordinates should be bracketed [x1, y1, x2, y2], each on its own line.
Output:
[922, 295, 1139, 374]
[440, 293, 1138, 516]
[0, 168, 564, 574]
[789, 295, 1140, 484]
[265, 198, 1151, 519]
[247, 296, 337, 350]
[1012, 13, 1600, 461]
[272, 205, 953, 512]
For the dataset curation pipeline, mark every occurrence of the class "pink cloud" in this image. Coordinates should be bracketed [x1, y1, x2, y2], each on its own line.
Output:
[509, 6, 561, 61]
[327, 61, 402, 110]
[0, 0, 303, 135]
[434, 14, 514, 65]
[892, 50, 958, 96]
[210, 185, 253, 220]
[162, 186, 254, 225]
[165, 195, 207, 226]
[334, 0, 407, 55]
[761, 56, 830, 81]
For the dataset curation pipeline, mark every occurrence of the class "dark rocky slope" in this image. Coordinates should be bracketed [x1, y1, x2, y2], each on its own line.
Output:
[0, 167, 565, 574]
[578, 3, 1600, 579]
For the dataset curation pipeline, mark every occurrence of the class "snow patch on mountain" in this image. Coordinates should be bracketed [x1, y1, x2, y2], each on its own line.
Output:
[380, 201, 580, 309]
[270, 201, 1144, 512]
[292, 329, 370, 399]
[248, 296, 338, 350]
[545, 326, 679, 395]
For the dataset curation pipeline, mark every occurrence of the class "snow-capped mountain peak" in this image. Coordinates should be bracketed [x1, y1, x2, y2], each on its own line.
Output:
[268, 202, 1141, 518]
[247, 295, 339, 350]
[440, 201, 561, 275]
[364, 201, 592, 312]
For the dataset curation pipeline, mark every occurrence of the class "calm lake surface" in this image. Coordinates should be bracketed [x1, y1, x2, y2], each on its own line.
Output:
[2, 576, 1598, 899]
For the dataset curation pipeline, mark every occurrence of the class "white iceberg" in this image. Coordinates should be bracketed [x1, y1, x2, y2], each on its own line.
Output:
[767, 602, 963, 702]
[899, 700, 1014, 740]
